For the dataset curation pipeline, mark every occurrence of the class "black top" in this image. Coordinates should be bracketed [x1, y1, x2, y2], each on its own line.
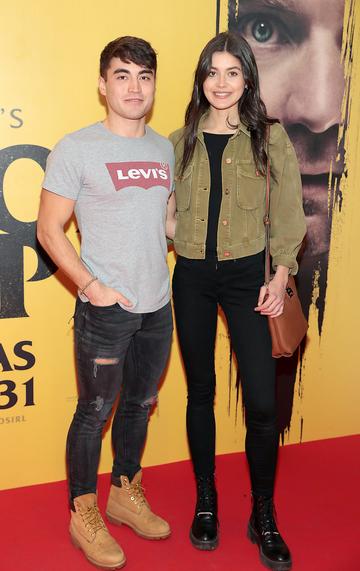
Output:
[203, 132, 232, 259]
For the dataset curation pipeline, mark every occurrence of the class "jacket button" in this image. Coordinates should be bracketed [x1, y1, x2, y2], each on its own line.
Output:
[225, 189, 230, 195]
[222, 220, 228, 226]
[224, 251, 230, 257]
[225, 158, 232, 164]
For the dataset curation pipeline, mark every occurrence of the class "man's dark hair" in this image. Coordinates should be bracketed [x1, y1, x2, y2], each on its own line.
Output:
[100, 36, 157, 78]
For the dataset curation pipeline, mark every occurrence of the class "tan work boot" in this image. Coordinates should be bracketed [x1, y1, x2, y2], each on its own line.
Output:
[106, 470, 171, 540]
[70, 493, 126, 569]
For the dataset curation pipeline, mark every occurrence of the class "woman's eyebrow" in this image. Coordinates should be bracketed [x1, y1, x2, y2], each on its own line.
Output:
[210, 66, 242, 71]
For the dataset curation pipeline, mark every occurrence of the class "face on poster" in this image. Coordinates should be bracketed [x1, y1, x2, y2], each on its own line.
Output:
[225, 0, 345, 265]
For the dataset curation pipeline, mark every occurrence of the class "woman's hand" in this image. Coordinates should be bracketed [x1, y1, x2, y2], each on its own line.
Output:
[255, 265, 289, 318]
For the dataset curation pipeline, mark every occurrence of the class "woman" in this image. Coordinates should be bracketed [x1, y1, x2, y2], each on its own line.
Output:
[167, 32, 306, 570]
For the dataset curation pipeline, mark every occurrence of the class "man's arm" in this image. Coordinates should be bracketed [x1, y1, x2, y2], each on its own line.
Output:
[37, 189, 131, 306]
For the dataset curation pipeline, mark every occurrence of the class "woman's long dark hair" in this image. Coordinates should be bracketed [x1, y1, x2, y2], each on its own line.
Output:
[179, 32, 278, 177]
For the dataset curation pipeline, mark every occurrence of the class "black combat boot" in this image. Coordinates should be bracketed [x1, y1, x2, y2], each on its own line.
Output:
[190, 475, 218, 550]
[247, 495, 292, 570]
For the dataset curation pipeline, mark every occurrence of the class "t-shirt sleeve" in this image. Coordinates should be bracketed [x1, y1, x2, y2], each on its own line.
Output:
[42, 136, 82, 201]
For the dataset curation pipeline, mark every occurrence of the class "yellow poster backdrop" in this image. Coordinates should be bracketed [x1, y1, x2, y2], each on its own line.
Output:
[1, 0, 359, 491]
[219, 0, 360, 443]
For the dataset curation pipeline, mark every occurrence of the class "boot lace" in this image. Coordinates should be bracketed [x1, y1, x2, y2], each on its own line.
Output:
[196, 476, 217, 515]
[256, 497, 279, 539]
[129, 481, 147, 507]
[80, 505, 107, 537]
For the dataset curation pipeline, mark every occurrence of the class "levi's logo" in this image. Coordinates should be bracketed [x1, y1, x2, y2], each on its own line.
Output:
[106, 161, 170, 192]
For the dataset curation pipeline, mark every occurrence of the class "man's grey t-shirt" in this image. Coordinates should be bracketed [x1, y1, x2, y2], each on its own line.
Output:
[43, 122, 174, 313]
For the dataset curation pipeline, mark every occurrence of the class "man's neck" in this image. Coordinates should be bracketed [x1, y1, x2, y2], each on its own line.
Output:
[103, 115, 146, 138]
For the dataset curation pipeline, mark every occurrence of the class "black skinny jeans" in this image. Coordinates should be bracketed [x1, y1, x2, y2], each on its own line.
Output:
[172, 252, 279, 497]
[66, 299, 173, 502]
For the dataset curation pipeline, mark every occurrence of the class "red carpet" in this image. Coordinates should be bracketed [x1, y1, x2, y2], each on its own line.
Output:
[1, 435, 359, 571]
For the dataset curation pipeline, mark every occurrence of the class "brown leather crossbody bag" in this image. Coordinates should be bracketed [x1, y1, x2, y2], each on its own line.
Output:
[264, 134, 308, 358]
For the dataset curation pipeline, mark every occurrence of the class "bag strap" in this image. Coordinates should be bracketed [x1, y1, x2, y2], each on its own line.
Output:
[264, 125, 271, 287]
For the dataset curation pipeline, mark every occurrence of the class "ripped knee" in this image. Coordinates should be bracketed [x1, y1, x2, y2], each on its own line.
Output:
[141, 394, 158, 408]
[94, 357, 119, 365]
[89, 397, 114, 423]
[93, 357, 119, 378]
[91, 395, 105, 412]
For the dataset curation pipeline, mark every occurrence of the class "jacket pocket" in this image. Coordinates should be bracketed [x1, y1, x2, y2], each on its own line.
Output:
[174, 166, 193, 212]
[236, 162, 265, 209]
[235, 162, 265, 240]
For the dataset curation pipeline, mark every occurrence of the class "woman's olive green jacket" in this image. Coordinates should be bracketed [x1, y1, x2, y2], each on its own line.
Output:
[169, 117, 306, 274]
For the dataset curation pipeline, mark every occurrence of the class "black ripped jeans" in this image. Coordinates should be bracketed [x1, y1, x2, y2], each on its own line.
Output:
[66, 299, 173, 502]
[172, 252, 279, 497]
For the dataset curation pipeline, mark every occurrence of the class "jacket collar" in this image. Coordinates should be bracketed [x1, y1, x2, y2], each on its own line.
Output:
[197, 112, 251, 139]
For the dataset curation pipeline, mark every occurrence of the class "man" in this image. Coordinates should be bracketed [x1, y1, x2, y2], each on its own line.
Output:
[37, 36, 175, 569]
[229, 0, 346, 429]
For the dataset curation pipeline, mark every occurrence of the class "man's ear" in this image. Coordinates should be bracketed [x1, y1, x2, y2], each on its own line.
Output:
[98, 75, 106, 97]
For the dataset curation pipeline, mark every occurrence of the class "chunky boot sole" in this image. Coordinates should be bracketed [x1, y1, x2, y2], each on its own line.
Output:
[106, 511, 171, 540]
[189, 528, 219, 551]
[70, 531, 126, 569]
[247, 522, 292, 571]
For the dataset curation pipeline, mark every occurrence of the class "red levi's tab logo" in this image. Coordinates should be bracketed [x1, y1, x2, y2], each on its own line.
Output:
[106, 161, 171, 192]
